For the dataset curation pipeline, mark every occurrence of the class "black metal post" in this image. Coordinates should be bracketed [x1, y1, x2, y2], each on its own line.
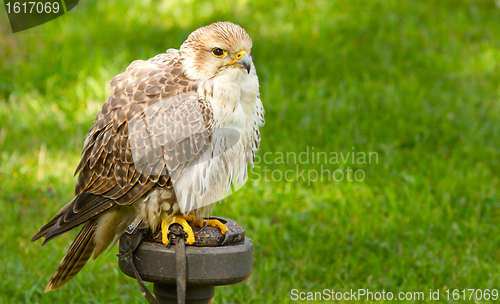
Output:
[153, 285, 215, 304]
[118, 217, 253, 304]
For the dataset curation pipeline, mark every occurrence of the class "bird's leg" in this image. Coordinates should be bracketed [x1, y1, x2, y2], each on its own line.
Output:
[192, 219, 228, 235]
[161, 214, 196, 245]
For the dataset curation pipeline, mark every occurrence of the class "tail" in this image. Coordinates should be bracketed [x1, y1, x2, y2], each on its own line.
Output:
[44, 219, 97, 292]
[30, 204, 70, 243]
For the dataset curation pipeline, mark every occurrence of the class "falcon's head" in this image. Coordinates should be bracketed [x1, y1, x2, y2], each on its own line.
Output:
[179, 22, 254, 80]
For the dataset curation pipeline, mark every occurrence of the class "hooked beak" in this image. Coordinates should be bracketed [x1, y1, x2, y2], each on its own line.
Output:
[229, 50, 252, 74]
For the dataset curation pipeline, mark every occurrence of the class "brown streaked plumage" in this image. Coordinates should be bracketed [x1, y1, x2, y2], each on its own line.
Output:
[31, 21, 265, 292]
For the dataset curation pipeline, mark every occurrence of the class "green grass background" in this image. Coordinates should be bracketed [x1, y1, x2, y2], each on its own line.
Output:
[1, 0, 500, 303]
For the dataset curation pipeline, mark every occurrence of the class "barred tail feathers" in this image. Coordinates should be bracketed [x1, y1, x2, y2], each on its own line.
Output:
[44, 219, 97, 292]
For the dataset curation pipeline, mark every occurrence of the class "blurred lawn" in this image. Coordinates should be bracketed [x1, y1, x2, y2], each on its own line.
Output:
[1, 0, 500, 303]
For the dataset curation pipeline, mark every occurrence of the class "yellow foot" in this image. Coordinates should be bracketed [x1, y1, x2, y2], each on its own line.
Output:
[161, 214, 196, 246]
[192, 219, 228, 235]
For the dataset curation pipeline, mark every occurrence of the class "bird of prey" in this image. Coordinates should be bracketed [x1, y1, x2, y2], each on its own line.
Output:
[31, 21, 265, 292]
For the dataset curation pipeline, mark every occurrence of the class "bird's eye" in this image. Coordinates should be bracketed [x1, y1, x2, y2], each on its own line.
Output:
[212, 48, 226, 58]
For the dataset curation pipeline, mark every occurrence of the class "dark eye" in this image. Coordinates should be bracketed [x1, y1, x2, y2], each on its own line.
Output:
[212, 48, 226, 57]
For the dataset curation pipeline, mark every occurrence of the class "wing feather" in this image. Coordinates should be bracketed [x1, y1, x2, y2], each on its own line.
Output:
[34, 50, 213, 259]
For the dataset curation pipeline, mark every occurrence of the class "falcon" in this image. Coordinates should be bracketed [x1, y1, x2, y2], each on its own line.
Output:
[31, 21, 265, 292]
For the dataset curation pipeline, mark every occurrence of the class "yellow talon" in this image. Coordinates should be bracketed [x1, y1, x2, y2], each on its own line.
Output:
[192, 219, 228, 235]
[161, 215, 196, 245]
[161, 218, 169, 245]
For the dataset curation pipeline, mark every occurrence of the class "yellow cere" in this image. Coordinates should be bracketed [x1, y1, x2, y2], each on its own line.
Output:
[229, 50, 248, 65]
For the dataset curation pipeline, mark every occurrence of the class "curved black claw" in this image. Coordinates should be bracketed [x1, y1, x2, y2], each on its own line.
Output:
[221, 231, 231, 246]
[198, 221, 208, 233]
